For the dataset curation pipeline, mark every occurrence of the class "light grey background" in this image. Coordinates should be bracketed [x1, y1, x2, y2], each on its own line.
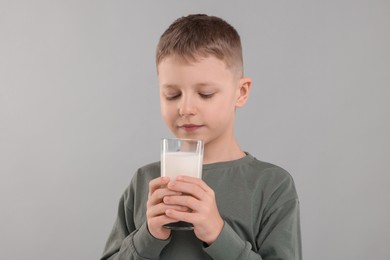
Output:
[1, 1, 389, 259]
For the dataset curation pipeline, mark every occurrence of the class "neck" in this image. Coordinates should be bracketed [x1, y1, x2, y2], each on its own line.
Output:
[202, 136, 245, 164]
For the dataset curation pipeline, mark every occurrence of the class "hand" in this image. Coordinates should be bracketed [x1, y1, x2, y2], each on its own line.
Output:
[146, 177, 189, 240]
[163, 176, 224, 245]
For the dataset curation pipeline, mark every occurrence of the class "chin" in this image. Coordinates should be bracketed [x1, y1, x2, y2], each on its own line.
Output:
[177, 133, 203, 141]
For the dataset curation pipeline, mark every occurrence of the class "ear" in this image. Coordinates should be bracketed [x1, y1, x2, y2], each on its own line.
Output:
[235, 77, 252, 108]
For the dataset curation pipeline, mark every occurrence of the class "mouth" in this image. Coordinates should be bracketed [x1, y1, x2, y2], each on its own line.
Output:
[178, 124, 204, 132]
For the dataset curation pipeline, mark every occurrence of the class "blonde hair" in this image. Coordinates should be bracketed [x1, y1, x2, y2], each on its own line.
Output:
[156, 14, 243, 75]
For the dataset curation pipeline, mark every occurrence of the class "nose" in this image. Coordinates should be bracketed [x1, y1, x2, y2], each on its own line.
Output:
[178, 95, 197, 116]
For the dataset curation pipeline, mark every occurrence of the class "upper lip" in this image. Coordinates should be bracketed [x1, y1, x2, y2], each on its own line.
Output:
[179, 124, 203, 128]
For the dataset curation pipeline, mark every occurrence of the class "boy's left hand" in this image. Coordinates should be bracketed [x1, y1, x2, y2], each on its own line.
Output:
[163, 176, 224, 245]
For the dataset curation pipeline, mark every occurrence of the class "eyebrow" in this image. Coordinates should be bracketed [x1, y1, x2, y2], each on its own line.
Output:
[160, 84, 178, 89]
[161, 82, 219, 89]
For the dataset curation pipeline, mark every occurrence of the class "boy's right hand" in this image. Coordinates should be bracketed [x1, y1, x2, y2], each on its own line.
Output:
[146, 177, 188, 240]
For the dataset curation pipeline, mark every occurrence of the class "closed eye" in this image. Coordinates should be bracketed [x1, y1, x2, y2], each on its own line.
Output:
[199, 93, 215, 99]
[165, 93, 181, 100]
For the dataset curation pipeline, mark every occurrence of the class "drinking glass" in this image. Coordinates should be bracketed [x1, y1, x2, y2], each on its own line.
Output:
[161, 138, 204, 230]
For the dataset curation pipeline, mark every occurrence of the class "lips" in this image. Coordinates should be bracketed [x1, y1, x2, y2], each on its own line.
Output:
[179, 124, 204, 132]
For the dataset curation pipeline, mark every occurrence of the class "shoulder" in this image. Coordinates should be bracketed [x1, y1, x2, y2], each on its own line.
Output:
[242, 154, 295, 186]
[247, 155, 299, 204]
[131, 161, 161, 186]
[123, 161, 160, 199]
[250, 157, 294, 183]
[136, 161, 161, 177]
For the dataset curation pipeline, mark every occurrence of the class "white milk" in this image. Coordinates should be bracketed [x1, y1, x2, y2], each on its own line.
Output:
[161, 151, 203, 180]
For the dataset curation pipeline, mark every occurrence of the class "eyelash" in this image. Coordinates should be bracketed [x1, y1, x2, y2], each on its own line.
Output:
[165, 94, 180, 100]
[165, 93, 214, 100]
[199, 93, 214, 99]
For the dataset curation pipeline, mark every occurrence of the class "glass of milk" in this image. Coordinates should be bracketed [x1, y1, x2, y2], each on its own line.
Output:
[161, 138, 204, 230]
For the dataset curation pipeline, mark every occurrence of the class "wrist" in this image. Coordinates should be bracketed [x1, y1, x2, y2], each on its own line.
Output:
[147, 222, 171, 240]
[133, 223, 171, 258]
[203, 218, 224, 245]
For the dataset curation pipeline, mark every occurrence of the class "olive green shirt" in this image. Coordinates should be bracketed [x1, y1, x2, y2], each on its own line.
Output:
[101, 153, 302, 260]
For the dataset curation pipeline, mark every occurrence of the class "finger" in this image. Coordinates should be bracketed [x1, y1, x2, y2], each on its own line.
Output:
[148, 177, 170, 197]
[147, 188, 182, 206]
[165, 208, 198, 224]
[175, 176, 212, 193]
[148, 214, 180, 228]
[163, 195, 201, 212]
[167, 180, 207, 200]
[147, 203, 190, 218]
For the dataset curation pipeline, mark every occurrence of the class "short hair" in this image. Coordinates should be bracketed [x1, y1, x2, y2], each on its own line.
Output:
[156, 14, 243, 76]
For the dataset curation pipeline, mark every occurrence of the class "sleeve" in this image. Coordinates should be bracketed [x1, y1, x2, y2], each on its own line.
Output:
[204, 172, 302, 260]
[100, 174, 171, 260]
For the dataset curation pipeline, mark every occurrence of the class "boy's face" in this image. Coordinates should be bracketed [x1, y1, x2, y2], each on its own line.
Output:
[158, 55, 250, 150]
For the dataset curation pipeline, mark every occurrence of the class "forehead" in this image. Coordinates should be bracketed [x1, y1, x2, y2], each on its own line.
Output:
[158, 55, 233, 81]
[158, 54, 236, 89]
[158, 54, 226, 69]
[157, 54, 240, 80]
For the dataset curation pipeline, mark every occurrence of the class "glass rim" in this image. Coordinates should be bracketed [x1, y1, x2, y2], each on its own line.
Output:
[161, 138, 203, 143]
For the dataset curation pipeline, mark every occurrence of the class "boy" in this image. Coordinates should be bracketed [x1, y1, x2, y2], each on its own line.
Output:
[101, 14, 301, 260]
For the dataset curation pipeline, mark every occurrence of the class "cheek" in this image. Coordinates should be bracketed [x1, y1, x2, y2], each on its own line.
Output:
[215, 98, 236, 120]
[160, 103, 176, 122]
[204, 100, 232, 120]
[213, 96, 236, 112]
